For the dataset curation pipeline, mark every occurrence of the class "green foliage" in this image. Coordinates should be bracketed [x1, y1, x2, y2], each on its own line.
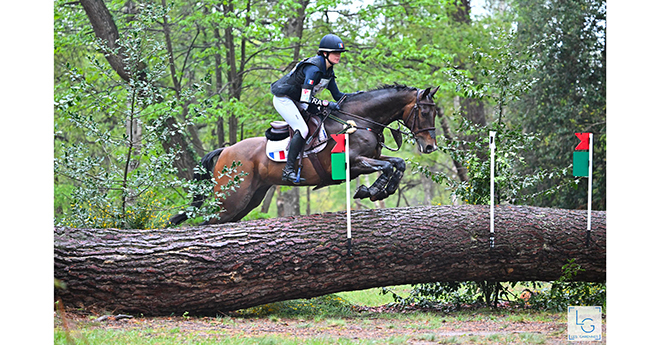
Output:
[382, 281, 522, 311]
[510, 0, 606, 210]
[525, 260, 606, 312]
[54, 0, 605, 229]
[397, 25, 605, 311]
[381, 259, 606, 312]
[412, 32, 574, 207]
[54, 3, 245, 229]
[383, 282, 476, 310]
[235, 294, 356, 318]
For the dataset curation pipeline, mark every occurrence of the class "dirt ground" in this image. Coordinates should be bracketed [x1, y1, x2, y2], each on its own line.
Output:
[57, 307, 606, 344]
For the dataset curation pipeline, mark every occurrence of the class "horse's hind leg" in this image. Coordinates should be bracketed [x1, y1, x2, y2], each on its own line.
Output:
[230, 185, 273, 222]
[205, 183, 273, 224]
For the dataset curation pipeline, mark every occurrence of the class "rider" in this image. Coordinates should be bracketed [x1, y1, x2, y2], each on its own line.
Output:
[270, 34, 348, 184]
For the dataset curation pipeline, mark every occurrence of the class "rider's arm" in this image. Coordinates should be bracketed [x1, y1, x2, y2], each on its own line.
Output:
[327, 78, 345, 101]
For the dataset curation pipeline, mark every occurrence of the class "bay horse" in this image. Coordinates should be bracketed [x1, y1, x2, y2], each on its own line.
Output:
[170, 84, 439, 225]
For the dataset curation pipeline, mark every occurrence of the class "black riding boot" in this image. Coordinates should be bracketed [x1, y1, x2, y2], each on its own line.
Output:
[282, 130, 306, 184]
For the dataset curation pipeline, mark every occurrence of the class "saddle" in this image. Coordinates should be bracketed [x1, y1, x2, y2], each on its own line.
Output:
[265, 112, 332, 187]
[265, 115, 328, 162]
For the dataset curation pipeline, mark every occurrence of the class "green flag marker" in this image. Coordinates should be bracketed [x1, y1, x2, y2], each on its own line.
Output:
[573, 132, 594, 247]
[331, 152, 346, 180]
[573, 151, 589, 177]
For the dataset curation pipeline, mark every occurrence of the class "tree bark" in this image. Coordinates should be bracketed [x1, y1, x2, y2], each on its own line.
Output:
[260, 186, 276, 214]
[283, 0, 310, 62]
[54, 205, 605, 316]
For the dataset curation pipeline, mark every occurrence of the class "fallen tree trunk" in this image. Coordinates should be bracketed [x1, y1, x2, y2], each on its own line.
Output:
[55, 205, 605, 315]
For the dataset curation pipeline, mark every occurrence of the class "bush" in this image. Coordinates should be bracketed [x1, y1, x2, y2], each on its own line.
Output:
[525, 260, 606, 312]
[235, 295, 356, 318]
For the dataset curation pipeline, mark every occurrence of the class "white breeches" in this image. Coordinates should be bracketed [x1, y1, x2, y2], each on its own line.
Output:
[273, 96, 309, 139]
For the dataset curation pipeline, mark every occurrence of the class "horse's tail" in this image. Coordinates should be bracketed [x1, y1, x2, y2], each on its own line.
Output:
[168, 148, 225, 226]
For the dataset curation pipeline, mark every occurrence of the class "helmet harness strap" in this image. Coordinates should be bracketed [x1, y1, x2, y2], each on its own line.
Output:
[321, 51, 335, 66]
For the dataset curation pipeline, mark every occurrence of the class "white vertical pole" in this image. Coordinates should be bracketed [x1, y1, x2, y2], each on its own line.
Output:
[345, 132, 351, 242]
[587, 133, 593, 237]
[489, 131, 496, 248]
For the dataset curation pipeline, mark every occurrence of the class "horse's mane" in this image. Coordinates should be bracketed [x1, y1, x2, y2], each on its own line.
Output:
[346, 83, 417, 102]
[371, 83, 417, 92]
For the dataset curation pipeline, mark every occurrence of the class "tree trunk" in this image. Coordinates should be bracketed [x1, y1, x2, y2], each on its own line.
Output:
[80, 0, 130, 82]
[277, 186, 300, 217]
[438, 109, 469, 182]
[54, 205, 605, 316]
[283, 0, 310, 62]
[260, 186, 276, 213]
[79, 0, 198, 181]
[212, 27, 226, 148]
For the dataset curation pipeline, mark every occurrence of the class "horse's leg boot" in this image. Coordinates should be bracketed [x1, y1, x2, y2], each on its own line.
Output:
[385, 170, 404, 195]
[282, 130, 306, 184]
[368, 174, 390, 195]
[353, 185, 371, 199]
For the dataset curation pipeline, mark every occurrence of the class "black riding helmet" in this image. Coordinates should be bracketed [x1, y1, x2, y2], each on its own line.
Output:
[318, 34, 348, 53]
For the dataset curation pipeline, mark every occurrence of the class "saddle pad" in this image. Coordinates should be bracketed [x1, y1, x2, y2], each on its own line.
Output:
[265, 123, 329, 162]
[266, 137, 289, 162]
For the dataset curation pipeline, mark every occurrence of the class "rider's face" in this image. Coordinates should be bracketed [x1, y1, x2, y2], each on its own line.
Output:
[328, 52, 342, 65]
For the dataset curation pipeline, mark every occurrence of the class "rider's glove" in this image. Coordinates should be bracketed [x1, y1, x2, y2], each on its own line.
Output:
[328, 101, 339, 111]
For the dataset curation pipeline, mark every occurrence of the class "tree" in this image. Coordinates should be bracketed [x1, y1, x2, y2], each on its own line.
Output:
[76, 0, 200, 180]
[55, 205, 605, 315]
[510, 0, 606, 210]
[54, 0, 314, 223]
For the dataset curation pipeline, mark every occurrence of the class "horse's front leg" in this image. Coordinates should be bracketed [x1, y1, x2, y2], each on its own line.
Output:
[350, 156, 397, 201]
[379, 156, 406, 196]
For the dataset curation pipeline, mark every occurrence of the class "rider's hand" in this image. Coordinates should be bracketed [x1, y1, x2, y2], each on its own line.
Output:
[328, 101, 339, 111]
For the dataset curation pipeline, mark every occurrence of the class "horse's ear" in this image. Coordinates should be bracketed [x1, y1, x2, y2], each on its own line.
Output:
[421, 87, 431, 99]
[429, 86, 440, 99]
[421, 86, 440, 99]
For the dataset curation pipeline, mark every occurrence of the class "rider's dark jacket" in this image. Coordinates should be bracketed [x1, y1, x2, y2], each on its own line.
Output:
[271, 55, 344, 104]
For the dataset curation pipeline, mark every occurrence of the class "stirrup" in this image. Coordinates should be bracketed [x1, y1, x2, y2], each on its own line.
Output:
[282, 166, 305, 184]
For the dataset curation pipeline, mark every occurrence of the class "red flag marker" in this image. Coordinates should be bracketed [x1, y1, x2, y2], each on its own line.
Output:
[575, 133, 590, 151]
[330, 134, 346, 153]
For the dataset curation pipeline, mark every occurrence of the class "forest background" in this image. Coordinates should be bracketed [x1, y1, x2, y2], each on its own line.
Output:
[53, 0, 606, 227]
[1, 0, 656, 342]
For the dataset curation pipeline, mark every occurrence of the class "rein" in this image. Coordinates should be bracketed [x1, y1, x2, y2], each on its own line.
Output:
[331, 89, 436, 149]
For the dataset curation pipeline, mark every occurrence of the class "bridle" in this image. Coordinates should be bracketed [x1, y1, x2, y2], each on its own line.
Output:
[402, 89, 437, 136]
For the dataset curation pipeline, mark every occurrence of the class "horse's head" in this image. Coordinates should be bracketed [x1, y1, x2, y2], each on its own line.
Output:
[403, 87, 439, 153]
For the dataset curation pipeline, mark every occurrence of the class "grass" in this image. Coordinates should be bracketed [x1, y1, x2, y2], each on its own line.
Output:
[54, 330, 388, 345]
[55, 285, 580, 345]
[234, 293, 357, 318]
[336, 286, 411, 307]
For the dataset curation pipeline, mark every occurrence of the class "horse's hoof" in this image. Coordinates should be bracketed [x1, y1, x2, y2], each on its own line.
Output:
[353, 185, 370, 199]
[370, 190, 389, 202]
